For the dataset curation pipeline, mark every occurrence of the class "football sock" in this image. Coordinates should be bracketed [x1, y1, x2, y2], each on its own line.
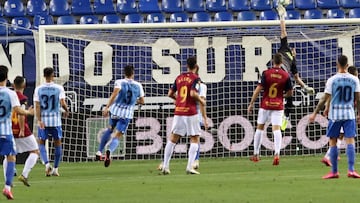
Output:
[39, 144, 49, 164]
[274, 130, 282, 155]
[347, 144, 355, 172]
[330, 146, 338, 173]
[163, 141, 176, 169]
[2, 158, 7, 180]
[54, 146, 62, 168]
[5, 161, 15, 187]
[109, 137, 119, 153]
[98, 128, 112, 152]
[22, 153, 39, 178]
[187, 143, 199, 171]
[254, 129, 263, 155]
[195, 143, 200, 161]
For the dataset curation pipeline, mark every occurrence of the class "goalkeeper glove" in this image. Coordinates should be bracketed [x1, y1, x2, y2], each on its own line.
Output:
[303, 85, 315, 95]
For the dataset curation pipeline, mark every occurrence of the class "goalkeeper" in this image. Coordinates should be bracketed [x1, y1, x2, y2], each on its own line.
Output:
[277, 3, 315, 130]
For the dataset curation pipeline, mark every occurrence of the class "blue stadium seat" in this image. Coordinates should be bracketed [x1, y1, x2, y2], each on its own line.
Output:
[259, 10, 279, 20]
[285, 10, 300, 19]
[49, 0, 70, 16]
[229, 0, 250, 11]
[26, 0, 47, 16]
[71, 0, 93, 15]
[57, 15, 76, 24]
[138, 0, 160, 13]
[192, 12, 211, 22]
[214, 11, 233, 21]
[80, 15, 99, 24]
[147, 13, 165, 23]
[94, 0, 115, 14]
[102, 14, 121, 24]
[317, 0, 339, 9]
[33, 14, 53, 29]
[327, 9, 345, 18]
[184, 0, 205, 12]
[0, 18, 8, 35]
[117, 0, 137, 14]
[294, 0, 316, 10]
[303, 9, 323, 19]
[273, 0, 294, 10]
[170, 12, 189, 22]
[206, 0, 227, 12]
[349, 8, 360, 18]
[339, 0, 360, 8]
[162, 0, 183, 13]
[237, 11, 256, 21]
[124, 13, 144, 23]
[250, 0, 272, 11]
[4, 0, 25, 17]
[11, 17, 32, 35]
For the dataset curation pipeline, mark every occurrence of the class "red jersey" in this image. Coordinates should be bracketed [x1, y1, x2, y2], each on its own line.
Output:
[260, 67, 292, 110]
[171, 72, 200, 116]
[12, 91, 32, 138]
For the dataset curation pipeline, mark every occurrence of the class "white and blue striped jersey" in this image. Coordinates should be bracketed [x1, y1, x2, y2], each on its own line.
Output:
[196, 82, 207, 125]
[34, 82, 66, 127]
[109, 78, 144, 119]
[325, 72, 360, 120]
[0, 87, 20, 135]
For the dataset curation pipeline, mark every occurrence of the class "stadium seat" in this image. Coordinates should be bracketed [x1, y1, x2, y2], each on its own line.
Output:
[94, 0, 115, 14]
[192, 12, 211, 22]
[169, 12, 189, 22]
[124, 13, 144, 23]
[237, 11, 256, 21]
[285, 10, 300, 20]
[206, 0, 227, 12]
[273, 0, 294, 10]
[303, 9, 323, 19]
[0, 18, 8, 35]
[294, 0, 316, 10]
[71, 0, 93, 15]
[4, 0, 25, 17]
[138, 0, 160, 13]
[117, 0, 137, 14]
[214, 11, 233, 21]
[339, 0, 360, 8]
[26, 0, 47, 16]
[317, 0, 339, 9]
[80, 15, 99, 24]
[259, 10, 279, 20]
[11, 17, 32, 35]
[102, 14, 121, 24]
[147, 13, 165, 23]
[49, 0, 70, 16]
[33, 14, 53, 29]
[229, 0, 250, 11]
[250, 0, 272, 11]
[327, 9, 345, 19]
[184, 0, 205, 12]
[349, 8, 360, 18]
[162, 0, 183, 13]
[57, 15, 77, 24]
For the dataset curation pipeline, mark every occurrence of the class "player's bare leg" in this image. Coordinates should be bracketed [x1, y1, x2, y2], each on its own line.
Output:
[104, 131, 123, 168]
[323, 138, 340, 179]
[18, 149, 39, 186]
[161, 133, 180, 175]
[251, 124, 264, 162]
[273, 125, 282, 166]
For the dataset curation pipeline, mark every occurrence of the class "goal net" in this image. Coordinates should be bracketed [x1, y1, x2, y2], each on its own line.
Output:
[38, 19, 360, 162]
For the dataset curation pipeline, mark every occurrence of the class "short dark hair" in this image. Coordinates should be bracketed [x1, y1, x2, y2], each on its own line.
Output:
[273, 53, 282, 65]
[43, 67, 54, 78]
[124, 65, 134, 77]
[348, 65, 358, 76]
[338, 55, 348, 68]
[0, 65, 8, 82]
[13, 76, 25, 89]
[187, 56, 197, 70]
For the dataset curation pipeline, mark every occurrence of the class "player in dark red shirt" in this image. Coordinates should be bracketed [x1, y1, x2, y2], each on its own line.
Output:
[248, 53, 293, 165]
[161, 56, 206, 175]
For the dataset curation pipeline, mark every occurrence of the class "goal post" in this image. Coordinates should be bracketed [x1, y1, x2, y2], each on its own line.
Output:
[38, 19, 360, 162]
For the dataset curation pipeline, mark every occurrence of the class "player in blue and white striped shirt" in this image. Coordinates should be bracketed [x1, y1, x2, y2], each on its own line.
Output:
[34, 67, 69, 177]
[99, 65, 144, 167]
[310, 55, 360, 179]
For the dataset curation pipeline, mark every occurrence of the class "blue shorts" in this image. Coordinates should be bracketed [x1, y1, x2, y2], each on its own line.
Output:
[109, 116, 130, 134]
[327, 119, 356, 138]
[0, 135, 17, 156]
[38, 126, 63, 140]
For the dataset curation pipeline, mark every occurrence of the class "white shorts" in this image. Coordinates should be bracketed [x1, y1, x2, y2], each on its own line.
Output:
[15, 134, 39, 153]
[257, 108, 283, 126]
[171, 115, 201, 136]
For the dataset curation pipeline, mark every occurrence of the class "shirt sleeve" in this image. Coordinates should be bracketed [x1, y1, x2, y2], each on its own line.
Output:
[260, 71, 266, 87]
[171, 80, 177, 92]
[114, 80, 122, 89]
[284, 77, 293, 92]
[191, 78, 200, 90]
[324, 78, 332, 95]
[33, 87, 39, 102]
[10, 91, 20, 107]
[139, 83, 145, 97]
[199, 83, 207, 98]
[355, 78, 360, 92]
[59, 86, 66, 99]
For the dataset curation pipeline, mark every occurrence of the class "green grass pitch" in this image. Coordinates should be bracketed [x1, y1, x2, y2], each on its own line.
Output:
[7, 156, 360, 203]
